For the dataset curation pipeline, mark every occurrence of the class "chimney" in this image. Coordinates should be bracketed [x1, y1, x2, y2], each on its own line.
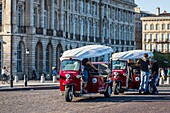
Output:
[163, 10, 167, 14]
[156, 7, 160, 15]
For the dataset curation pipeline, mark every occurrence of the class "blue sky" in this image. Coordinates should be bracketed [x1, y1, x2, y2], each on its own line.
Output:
[135, 0, 170, 14]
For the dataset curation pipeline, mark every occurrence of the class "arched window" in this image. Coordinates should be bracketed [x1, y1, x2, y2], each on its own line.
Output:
[17, 42, 22, 72]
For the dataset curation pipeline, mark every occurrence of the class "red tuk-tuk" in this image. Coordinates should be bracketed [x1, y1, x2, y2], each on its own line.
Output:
[110, 50, 154, 94]
[59, 45, 113, 102]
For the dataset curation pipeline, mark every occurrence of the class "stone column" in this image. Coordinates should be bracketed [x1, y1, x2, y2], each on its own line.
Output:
[59, 0, 64, 31]
[50, 0, 55, 29]
[40, 0, 44, 28]
[26, 0, 34, 34]
[12, 0, 17, 33]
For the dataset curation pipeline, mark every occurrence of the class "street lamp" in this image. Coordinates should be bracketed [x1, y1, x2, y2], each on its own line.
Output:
[25, 48, 29, 87]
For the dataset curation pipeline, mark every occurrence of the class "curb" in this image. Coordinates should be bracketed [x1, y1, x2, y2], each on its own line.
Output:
[0, 85, 60, 92]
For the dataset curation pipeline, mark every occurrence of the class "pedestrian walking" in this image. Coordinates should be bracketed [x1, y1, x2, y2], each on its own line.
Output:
[137, 53, 150, 94]
[150, 59, 159, 94]
[1, 66, 8, 81]
[32, 67, 38, 80]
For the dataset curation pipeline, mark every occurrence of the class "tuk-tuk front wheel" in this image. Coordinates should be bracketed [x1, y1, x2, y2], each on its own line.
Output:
[65, 86, 73, 102]
[104, 85, 112, 98]
[113, 82, 121, 95]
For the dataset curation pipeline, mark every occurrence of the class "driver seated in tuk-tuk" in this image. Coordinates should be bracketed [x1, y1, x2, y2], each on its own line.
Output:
[82, 58, 98, 93]
[126, 59, 133, 88]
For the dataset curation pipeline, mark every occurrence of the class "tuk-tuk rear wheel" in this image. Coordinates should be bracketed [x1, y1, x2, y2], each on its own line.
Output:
[113, 82, 120, 95]
[104, 85, 112, 98]
[65, 86, 73, 102]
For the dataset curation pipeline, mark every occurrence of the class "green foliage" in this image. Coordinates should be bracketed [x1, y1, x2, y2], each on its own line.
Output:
[153, 51, 170, 67]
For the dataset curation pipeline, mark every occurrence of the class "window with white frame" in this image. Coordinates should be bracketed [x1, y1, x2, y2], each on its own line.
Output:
[150, 24, 154, 30]
[144, 24, 148, 30]
[54, 12, 57, 30]
[146, 44, 149, 50]
[115, 8, 117, 20]
[94, 3, 97, 16]
[156, 24, 159, 30]
[81, 19, 84, 35]
[114, 24, 117, 39]
[162, 24, 165, 30]
[145, 34, 148, 41]
[167, 24, 170, 30]
[17, 5, 23, 26]
[156, 34, 159, 41]
[69, 15, 72, 33]
[162, 34, 165, 41]
[88, 2, 91, 14]
[94, 21, 98, 38]
[150, 34, 153, 42]
[156, 44, 159, 51]
[168, 34, 170, 41]
[88, 20, 92, 36]
[17, 42, 22, 72]
[44, 11, 47, 28]
[33, 8, 37, 27]
[74, 17, 78, 34]
[162, 44, 164, 51]
[74, 0, 77, 11]
[103, 23, 107, 38]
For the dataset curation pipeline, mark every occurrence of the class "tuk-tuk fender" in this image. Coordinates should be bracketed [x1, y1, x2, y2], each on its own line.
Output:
[62, 79, 76, 86]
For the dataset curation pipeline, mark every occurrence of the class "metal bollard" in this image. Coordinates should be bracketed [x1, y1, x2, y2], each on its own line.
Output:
[167, 77, 170, 84]
[40, 75, 45, 83]
[14, 76, 19, 83]
[159, 77, 164, 85]
[53, 76, 57, 83]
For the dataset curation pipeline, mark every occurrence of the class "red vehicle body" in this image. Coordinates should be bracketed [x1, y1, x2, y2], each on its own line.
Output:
[59, 59, 112, 102]
[111, 59, 141, 94]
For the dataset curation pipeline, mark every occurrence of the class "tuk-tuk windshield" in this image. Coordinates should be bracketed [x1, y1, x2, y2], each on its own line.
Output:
[112, 60, 126, 70]
[61, 60, 80, 71]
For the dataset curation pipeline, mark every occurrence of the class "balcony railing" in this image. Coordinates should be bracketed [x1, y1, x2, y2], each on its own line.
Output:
[111, 39, 114, 44]
[89, 36, 94, 42]
[66, 32, 68, 39]
[116, 40, 119, 45]
[121, 40, 124, 45]
[96, 37, 101, 43]
[82, 36, 87, 41]
[131, 41, 134, 45]
[18, 26, 26, 34]
[36, 27, 43, 35]
[46, 29, 53, 36]
[105, 38, 109, 44]
[75, 34, 80, 41]
[56, 30, 63, 37]
[70, 33, 73, 40]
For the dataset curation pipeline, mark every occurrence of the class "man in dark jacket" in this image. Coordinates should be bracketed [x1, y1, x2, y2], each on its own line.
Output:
[137, 53, 150, 94]
[150, 59, 159, 94]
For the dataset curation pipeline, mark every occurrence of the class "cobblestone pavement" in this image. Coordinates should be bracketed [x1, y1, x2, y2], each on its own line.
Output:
[0, 85, 170, 113]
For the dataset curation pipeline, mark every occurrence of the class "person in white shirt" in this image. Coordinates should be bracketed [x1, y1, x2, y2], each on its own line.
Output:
[2, 66, 8, 80]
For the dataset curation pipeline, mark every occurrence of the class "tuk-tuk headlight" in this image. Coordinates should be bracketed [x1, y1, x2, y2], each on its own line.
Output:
[76, 75, 82, 79]
[65, 74, 70, 79]
[123, 73, 128, 76]
[113, 72, 119, 76]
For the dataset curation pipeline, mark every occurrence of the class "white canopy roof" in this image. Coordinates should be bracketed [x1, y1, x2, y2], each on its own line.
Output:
[111, 50, 154, 60]
[60, 45, 113, 60]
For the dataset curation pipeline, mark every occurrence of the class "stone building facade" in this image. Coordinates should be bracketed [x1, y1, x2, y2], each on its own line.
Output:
[134, 7, 152, 50]
[0, 0, 136, 79]
[141, 7, 170, 53]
